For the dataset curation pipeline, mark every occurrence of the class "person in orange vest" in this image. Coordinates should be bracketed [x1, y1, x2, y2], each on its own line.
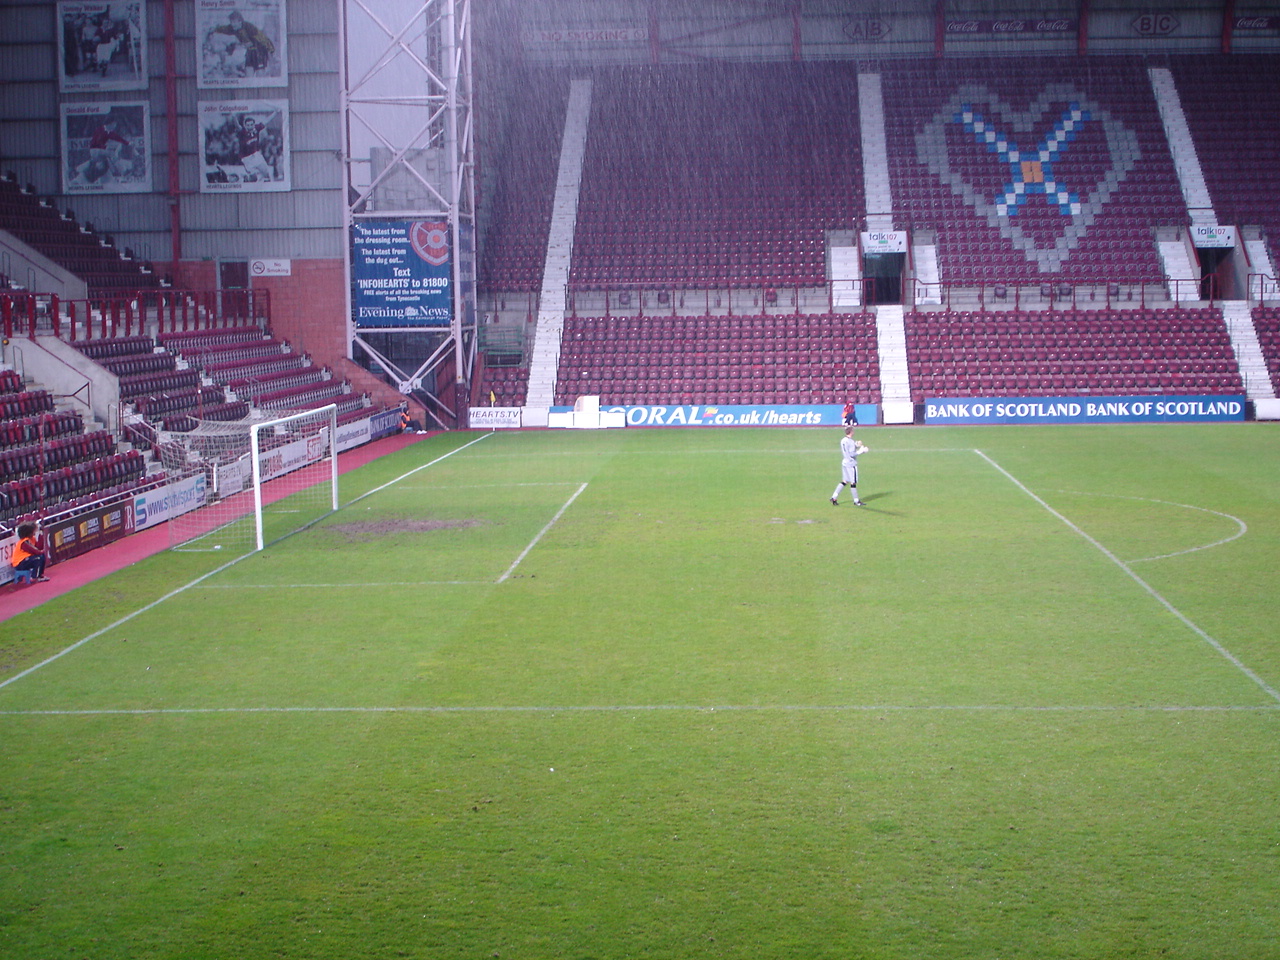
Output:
[400, 406, 424, 433]
[10, 522, 50, 583]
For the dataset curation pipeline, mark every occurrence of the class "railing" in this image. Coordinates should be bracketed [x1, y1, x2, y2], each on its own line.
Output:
[478, 324, 528, 365]
[558, 274, 1223, 318]
[1248, 273, 1279, 302]
[0, 470, 169, 538]
[0, 288, 271, 342]
[565, 279, 880, 318]
[477, 291, 541, 327]
[908, 276, 1214, 312]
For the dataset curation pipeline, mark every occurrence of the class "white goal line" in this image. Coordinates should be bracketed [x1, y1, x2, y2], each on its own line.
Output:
[0, 433, 498, 692]
[4, 703, 1277, 718]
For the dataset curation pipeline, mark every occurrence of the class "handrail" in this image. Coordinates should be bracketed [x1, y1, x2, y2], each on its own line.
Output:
[0, 288, 271, 341]
[1248, 273, 1279, 302]
[907, 275, 1215, 312]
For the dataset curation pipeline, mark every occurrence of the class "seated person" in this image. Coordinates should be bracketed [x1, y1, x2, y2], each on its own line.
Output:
[10, 522, 50, 583]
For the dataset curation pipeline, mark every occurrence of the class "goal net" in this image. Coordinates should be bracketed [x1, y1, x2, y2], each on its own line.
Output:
[160, 405, 339, 553]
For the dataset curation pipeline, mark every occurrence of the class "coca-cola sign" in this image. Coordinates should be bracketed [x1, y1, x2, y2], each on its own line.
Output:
[1234, 16, 1280, 30]
[946, 19, 1075, 35]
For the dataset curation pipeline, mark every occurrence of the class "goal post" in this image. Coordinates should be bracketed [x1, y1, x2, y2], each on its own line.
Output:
[250, 405, 340, 551]
[162, 405, 339, 553]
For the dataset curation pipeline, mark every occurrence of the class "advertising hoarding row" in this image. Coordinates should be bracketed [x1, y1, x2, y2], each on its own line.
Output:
[923, 395, 1245, 425]
[545, 398, 1246, 429]
[591, 404, 878, 428]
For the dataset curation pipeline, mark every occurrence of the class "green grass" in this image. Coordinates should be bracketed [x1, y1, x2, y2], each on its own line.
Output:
[2, 424, 1279, 959]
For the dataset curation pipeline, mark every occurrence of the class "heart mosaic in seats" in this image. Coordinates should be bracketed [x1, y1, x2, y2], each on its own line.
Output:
[914, 82, 1141, 274]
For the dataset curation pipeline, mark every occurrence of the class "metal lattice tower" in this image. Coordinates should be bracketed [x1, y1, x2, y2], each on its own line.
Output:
[340, 0, 476, 427]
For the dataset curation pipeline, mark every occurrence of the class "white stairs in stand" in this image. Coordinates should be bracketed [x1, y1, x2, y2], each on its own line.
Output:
[830, 245, 861, 309]
[858, 72, 894, 232]
[1221, 300, 1276, 400]
[1148, 67, 1216, 228]
[912, 241, 941, 305]
[1156, 239, 1198, 301]
[874, 304, 914, 423]
[523, 78, 592, 421]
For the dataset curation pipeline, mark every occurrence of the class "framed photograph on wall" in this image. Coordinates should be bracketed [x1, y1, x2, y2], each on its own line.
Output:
[61, 101, 152, 194]
[57, 1, 148, 92]
[196, 0, 288, 89]
[199, 99, 290, 192]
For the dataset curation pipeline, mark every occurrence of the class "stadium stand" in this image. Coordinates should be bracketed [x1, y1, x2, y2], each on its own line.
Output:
[0, 172, 159, 295]
[567, 62, 864, 291]
[476, 69, 572, 293]
[1167, 55, 1280, 273]
[466, 54, 1280, 411]
[904, 307, 1243, 401]
[1253, 307, 1280, 395]
[0, 365, 163, 528]
[882, 57, 1184, 287]
[555, 313, 881, 406]
[479, 365, 531, 407]
[7, 48, 1273, 423]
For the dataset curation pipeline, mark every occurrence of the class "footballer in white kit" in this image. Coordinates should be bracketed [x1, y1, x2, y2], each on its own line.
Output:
[831, 425, 867, 506]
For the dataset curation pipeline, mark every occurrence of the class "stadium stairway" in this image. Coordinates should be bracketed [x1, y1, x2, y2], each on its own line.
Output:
[1222, 300, 1276, 400]
[875, 305, 912, 422]
[1147, 68, 1216, 229]
[1156, 238, 1197, 296]
[525, 77, 592, 420]
[858, 72, 894, 232]
[829, 238, 862, 309]
[912, 236, 942, 306]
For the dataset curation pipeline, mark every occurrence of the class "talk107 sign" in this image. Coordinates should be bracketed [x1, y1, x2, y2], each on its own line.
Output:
[351, 220, 452, 328]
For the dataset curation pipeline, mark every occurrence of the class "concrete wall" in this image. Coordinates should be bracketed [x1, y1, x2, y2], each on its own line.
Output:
[5, 335, 112, 426]
[0, 232, 88, 299]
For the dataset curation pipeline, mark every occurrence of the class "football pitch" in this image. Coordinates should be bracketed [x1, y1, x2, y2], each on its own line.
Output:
[2, 423, 1278, 959]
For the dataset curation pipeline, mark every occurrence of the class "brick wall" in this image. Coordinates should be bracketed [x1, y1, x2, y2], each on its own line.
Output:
[173, 258, 421, 417]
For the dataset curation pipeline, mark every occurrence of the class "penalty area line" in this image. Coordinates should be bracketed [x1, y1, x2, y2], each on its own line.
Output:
[497, 482, 588, 583]
[343, 432, 494, 508]
[976, 449, 1280, 705]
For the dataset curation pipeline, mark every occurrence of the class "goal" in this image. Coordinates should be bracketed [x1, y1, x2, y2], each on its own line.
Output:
[160, 405, 339, 553]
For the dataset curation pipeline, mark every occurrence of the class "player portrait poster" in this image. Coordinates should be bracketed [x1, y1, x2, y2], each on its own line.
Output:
[57, 1, 148, 92]
[196, 0, 288, 89]
[61, 102, 152, 195]
[199, 99, 290, 192]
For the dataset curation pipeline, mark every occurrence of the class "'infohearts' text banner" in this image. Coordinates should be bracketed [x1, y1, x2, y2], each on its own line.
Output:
[925, 395, 1245, 425]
